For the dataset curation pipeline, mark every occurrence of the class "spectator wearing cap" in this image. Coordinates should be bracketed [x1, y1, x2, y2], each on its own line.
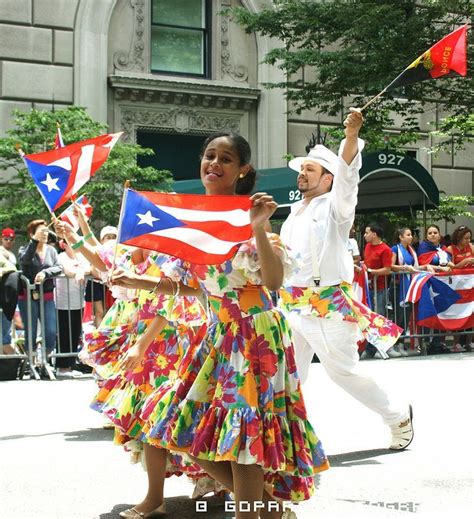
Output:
[18, 219, 63, 368]
[278, 108, 414, 451]
[1, 228, 17, 268]
[99, 225, 118, 243]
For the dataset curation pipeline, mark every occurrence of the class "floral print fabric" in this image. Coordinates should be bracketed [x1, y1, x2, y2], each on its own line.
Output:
[89, 252, 207, 479]
[279, 283, 402, 351]
[142, 235, 329, 501]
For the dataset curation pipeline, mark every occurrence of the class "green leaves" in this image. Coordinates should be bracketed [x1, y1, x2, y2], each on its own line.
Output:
[0, 106, 172, 239]
[227, 0, 473, 151]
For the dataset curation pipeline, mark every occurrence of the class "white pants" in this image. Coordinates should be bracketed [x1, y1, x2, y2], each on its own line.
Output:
[285, 312, 407, 426]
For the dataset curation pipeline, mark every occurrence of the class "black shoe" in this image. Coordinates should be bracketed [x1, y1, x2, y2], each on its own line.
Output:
[73, 362, 93, 374]
[427, 343, 451, 355]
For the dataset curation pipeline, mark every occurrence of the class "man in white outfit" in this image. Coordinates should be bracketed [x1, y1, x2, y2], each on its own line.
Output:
[279, 108, 413, 450]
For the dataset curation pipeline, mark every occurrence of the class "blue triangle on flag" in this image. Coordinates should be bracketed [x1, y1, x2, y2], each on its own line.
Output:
[120, 189, 186, 242]
[24, 158, 70, 211]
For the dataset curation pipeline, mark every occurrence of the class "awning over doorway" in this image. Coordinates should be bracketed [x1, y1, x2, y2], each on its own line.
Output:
[357, 150, 439, 213]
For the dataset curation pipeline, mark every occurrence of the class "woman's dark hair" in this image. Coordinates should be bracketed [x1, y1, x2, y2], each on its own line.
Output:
[451, 225, 472, 246]
[26, 219, 47, 237]
[394, 227, 412, 244]
[200, 131, 257, 194]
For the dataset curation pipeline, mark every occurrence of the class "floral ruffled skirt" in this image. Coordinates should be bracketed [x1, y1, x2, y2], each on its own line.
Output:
[141, 304, 329, 501]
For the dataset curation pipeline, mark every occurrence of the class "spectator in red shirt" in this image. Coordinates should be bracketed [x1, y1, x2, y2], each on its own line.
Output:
[363, 223, 400, 358]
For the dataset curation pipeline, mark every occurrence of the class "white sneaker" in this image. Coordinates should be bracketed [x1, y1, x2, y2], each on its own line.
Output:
[282, 510, 298, 519]
[56, 370, 75, 378]
[451, 343, 465, 353]
[386, 347, 402, 358]
[394, 345, 408, 356]
[390, 405, 414, 450]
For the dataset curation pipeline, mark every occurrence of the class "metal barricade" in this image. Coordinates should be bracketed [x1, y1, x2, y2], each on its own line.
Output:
[371, 271, 472, 354]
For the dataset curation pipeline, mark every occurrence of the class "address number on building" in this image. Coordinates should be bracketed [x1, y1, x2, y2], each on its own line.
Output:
[288, 189, 301, 202]
[378, 153, 405, 166]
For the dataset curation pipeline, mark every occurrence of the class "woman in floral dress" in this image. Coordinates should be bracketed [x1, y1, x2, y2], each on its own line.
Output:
[111, 132, 329, 519]
[91, 252, 209, 518]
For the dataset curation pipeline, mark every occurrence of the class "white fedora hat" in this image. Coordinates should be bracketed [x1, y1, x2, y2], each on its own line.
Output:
[288, 144, 341, 175]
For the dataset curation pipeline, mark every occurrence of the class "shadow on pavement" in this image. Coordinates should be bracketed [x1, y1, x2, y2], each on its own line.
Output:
[99, 495, 233, 518]
[328, 448, 399, 468]
[0, 427, 113, 442]
[63, 427, 114, 442]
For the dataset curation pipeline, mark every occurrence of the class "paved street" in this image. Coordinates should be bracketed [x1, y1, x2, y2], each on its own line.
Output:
[1, 353, 473, 519]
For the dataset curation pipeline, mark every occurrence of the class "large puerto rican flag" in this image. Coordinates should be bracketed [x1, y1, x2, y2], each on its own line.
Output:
[23, 132, 122, 212]
[405, 270, 474, 331]
[118, 189, 253, 264]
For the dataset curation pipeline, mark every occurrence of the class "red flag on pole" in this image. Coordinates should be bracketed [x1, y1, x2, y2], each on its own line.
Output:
[385, 25, 468, 91]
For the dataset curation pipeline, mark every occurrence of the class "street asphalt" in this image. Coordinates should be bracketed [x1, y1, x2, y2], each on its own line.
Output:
[0, 353, 473, 519]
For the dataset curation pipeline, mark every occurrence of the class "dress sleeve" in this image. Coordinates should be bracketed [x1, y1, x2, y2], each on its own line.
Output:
[232, 233, 299, 284]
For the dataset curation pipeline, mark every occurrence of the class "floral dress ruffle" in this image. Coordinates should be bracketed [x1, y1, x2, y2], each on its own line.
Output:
[91, 252, 208, 479]
[278, 283, 402, 353]
[141, 235, 329, 501]
[83, 246, 139, 370]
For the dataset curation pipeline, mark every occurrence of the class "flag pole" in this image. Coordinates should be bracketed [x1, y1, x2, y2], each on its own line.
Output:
[360, 87, 388, 112]
[110, 180, 131, 275]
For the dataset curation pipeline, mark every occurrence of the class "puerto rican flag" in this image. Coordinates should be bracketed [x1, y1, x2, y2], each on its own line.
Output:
[118, 190, 253, 264]
[58, 195, 93, 231]
[24, 132, 122, 212]
[405, 270, 474, 330]
[352, 263, 372, 309]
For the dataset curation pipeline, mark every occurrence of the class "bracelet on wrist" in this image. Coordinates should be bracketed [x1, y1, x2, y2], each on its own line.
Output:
[71, 239, 84, 251]
[83, 231, 94, 240]
[152, 278, 162, 293]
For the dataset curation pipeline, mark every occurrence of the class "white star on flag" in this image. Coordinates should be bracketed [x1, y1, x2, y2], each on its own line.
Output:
[41, 172, 60, 192]
[137, 210, 159, 227]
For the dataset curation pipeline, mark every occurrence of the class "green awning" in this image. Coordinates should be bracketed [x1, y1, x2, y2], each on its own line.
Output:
[357, 150, 439, 213]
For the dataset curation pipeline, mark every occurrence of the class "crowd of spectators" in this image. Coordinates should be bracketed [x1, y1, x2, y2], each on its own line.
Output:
[0, 207, 118, 379]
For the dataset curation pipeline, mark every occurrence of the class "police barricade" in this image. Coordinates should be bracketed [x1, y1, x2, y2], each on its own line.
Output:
[370, 271, 473, 354]
[0, 305, 31, 380]
[3, 273, 107, 380]
[0, 274, 40, 380]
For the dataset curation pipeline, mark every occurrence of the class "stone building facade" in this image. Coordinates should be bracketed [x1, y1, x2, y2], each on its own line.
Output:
[0, 0, 472, 228]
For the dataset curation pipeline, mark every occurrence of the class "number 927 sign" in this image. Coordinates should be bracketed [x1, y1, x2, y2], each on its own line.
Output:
[377, 153, 405, 166]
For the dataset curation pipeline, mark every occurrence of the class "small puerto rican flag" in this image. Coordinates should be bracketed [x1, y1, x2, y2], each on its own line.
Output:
[118, 189, 252, 265]
[58, 195, 93, 231]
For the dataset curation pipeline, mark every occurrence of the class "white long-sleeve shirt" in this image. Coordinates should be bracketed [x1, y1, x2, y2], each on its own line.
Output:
[280, 138, 364, 287]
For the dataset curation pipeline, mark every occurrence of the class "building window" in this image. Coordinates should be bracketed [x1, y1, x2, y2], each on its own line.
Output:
[137, 131, 207, 182]
[151, 0, 210, 77]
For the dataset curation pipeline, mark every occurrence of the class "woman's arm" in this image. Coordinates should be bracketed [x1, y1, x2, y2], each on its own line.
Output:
[119, 314, 169, 372]
[54, 219, 107, 272]
[110, 269, 202, 297]
[250, 193, 283, 291]
[73, 203, 100, 247]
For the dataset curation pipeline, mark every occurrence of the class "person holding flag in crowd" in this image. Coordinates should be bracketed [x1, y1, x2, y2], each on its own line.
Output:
[277, 108, 414, 451]
[109, 132, 328, 519]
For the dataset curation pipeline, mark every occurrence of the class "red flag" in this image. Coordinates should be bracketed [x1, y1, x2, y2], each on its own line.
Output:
[386, 25, 468, 91]
[118, 190, 252, 264]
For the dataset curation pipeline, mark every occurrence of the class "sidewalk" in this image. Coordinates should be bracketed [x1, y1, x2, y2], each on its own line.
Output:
[0, 353, 473, 518]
